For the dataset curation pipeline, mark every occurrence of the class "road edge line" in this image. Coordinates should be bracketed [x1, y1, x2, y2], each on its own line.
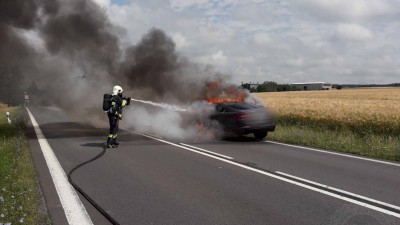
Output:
[26, 107, 93, 225]
[266, 141, 400, 167]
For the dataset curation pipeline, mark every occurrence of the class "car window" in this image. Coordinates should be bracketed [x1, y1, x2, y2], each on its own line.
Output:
[215, 104, 225, 112]
[229, 103, 258, 110]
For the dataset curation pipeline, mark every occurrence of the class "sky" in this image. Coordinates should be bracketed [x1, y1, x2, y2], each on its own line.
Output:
[94, 0, 400, 84]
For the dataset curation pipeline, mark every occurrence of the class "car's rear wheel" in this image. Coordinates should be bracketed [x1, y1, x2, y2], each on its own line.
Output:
[254, 131, 268, 139]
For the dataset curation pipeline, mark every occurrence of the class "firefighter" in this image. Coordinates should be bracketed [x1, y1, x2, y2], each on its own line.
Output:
[106, 85, 130, 148]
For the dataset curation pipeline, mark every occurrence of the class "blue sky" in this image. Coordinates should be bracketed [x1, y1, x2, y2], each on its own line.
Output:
[102, 0, 400, 84]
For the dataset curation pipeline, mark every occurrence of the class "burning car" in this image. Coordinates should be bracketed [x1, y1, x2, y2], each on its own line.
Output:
[129, 79, 276, 140]
[201, 81, 276, 139]
[209, 102, 276, 139]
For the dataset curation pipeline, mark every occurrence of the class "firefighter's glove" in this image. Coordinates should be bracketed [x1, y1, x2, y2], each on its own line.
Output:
[122, 97, 131, 106]
[118, 114, 123, 120]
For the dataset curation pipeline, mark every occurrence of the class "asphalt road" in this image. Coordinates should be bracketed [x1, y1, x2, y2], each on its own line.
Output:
[26, 105, 400, 225]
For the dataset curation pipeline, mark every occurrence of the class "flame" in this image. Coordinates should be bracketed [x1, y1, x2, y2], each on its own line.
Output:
[206, 80, 246, 103]
[207, 95, 245, 104]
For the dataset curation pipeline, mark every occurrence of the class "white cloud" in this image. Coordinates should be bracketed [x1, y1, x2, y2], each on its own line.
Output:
[171, 33, 190, 49]
[253, 33, 272, 46]
[169, 0, 243, 11]
[196, 50, 228, 66]
[92, 0, 110, 8]
[95, 0, 400, 84]
[335, 23, 373, 41]
[295, 0, 399, 22]
[211, 50, 228, 65]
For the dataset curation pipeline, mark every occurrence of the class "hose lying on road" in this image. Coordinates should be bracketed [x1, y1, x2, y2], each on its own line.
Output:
[68, 147, 120, 225]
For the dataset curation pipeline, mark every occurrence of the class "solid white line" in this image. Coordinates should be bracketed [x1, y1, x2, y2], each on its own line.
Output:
[276, 171, 400, 211]
[180, 143, 234, 159]
[266, 141, 400, 168]
[126, 129, 400, 219]
[26, 108, 93, 225]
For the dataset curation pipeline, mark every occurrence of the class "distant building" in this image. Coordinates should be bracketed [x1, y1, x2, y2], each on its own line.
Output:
[249, 82, 260, 89]
[290, 82, 332, 91]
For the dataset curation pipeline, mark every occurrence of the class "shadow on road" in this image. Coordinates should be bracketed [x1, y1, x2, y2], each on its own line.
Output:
[222, 136, 263, 143]
[26, 122, 108, 139]
[81, 143, 106, 148]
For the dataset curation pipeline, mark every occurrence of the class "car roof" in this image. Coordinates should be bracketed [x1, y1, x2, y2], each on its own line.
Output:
[216, 102, 261, 109]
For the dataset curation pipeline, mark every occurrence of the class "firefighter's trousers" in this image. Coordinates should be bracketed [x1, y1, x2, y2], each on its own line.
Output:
[107, 113, 119, 146]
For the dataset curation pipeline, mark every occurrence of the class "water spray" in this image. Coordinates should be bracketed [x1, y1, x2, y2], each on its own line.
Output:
[130, 98, 188, 112]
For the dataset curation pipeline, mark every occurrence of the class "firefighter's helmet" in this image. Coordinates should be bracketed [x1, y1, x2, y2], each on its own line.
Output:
[112, 85, 123, 95]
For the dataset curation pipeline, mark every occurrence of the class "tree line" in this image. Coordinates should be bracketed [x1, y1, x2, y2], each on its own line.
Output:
[241, 82, 299, 93]
[242, 82, 400, 93]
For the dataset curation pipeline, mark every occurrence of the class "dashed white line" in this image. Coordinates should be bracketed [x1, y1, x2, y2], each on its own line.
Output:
[27, 107, 93, 225]
[266, 141, 400, 168]
[127, 129, 400, 219]
[180, 143, 234, 159]
[276, 171, 400, 212]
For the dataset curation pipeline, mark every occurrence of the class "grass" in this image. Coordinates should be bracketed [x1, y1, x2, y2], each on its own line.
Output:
[0, 104, 50, 224]
[256, 88, 400, 161]
[268, 123, 400, 161]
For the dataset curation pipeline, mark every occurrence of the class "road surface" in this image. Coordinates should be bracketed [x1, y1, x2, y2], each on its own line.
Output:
[26, 105, 400, 225]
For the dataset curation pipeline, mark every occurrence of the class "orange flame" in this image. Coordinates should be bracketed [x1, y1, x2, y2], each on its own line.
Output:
[206, 81, 246, 103]
[207, 95, 245, 104]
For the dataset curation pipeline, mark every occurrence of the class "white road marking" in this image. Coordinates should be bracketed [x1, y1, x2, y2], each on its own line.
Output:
[26, 108, 93, 225]
[122, 130, 232, 159]
[266, 141, 400, 168]
[276, 171, 400, 211]
[126, 129, 400, 219]
[180, 143, 234, 159]
[143, 133, 163, 139]
[40, 106, 62, 111]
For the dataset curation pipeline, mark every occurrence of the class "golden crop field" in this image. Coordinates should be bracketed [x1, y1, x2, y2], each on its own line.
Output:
[256, 88, 400, 136]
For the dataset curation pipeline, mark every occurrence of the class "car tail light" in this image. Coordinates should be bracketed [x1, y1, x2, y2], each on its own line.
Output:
[233, 114, 246, 120]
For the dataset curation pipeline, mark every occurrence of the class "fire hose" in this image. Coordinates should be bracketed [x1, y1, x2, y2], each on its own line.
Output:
[67, 98, 186, 225]
[68, 147, 120, 225]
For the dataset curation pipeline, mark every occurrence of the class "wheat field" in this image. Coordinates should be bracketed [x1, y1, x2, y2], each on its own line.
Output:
[256, 88, 400, 136]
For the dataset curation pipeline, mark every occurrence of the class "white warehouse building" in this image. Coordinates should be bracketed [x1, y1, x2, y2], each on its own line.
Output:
[290, 82, 332, 91]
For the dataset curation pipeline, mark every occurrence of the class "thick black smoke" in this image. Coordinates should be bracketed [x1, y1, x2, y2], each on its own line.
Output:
[0, 0, 120, 104]
[119, 28, 214, 104]
[40, 0, 120, 75]
[0, 0, 247, 130]
[0, 0, 41, 105]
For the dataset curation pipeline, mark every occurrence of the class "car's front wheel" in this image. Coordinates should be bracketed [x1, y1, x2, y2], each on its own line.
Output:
[254, 131, 268, 140]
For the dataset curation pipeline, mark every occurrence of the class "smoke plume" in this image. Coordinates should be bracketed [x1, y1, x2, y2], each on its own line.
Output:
[0, 0, 261, 140]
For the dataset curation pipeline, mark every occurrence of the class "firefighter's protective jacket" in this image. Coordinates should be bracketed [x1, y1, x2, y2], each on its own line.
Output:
[109, 95, 128, 119]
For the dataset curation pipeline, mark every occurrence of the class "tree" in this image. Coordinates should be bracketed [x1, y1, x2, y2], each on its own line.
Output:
[257, 81, 278, 92]
[241, 83, 250, 90]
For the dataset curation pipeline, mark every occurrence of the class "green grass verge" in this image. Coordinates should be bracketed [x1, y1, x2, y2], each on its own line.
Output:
[0, 106, 50, 224]
[269, 122, 400, 162]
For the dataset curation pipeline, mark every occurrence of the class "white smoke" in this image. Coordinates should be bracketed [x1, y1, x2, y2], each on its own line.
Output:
[123, 100, 221, 140]
[244, 90, 266, 107]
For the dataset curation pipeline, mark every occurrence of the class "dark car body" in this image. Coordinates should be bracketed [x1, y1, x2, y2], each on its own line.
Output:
[210, 102, 276, 139]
